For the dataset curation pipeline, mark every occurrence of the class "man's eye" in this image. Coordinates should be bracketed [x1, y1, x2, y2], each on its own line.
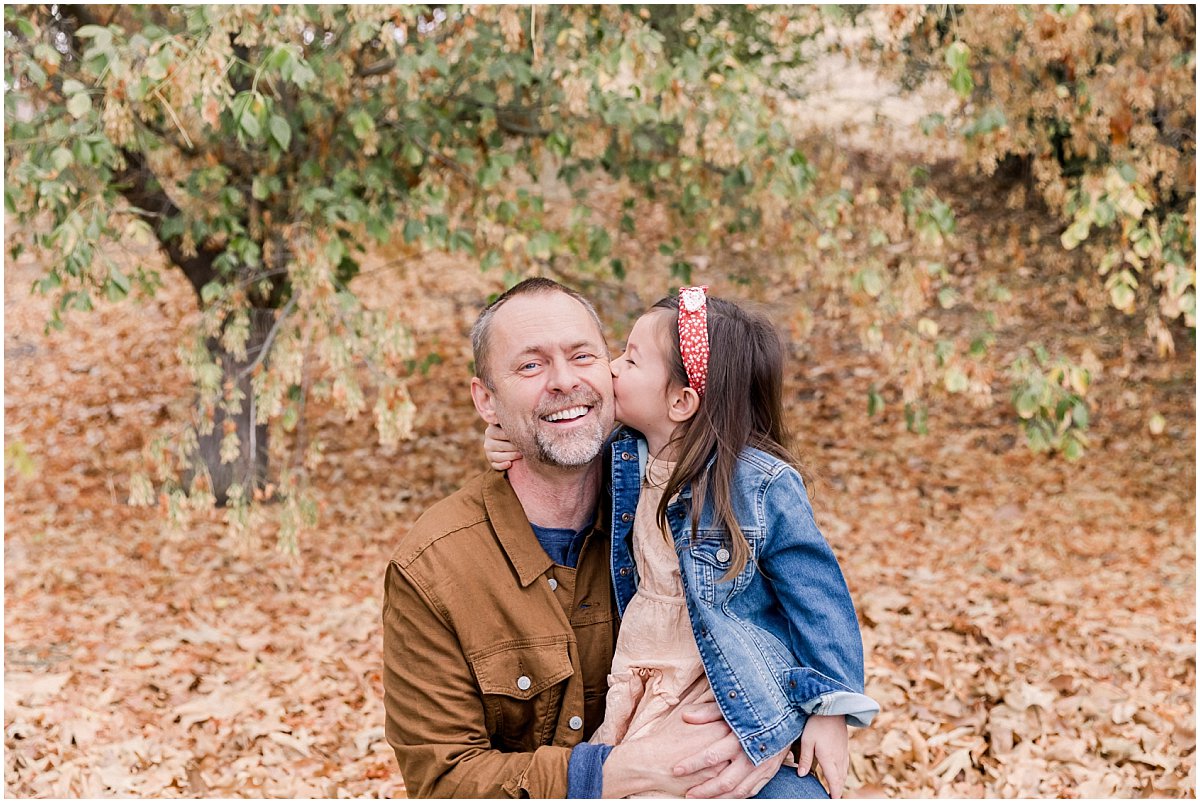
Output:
[574, 353, 595, 362]
[519, 362, 539, 371]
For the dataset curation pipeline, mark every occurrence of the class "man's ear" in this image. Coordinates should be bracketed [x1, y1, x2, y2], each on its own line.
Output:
[667, 385, 701, 424]
[471, 377, 500, 425]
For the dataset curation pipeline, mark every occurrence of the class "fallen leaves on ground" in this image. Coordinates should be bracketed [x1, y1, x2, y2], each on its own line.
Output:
[4, 184, 1194, 798]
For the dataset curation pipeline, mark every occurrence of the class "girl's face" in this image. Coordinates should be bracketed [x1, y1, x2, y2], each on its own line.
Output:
[610, 310, 681, 447]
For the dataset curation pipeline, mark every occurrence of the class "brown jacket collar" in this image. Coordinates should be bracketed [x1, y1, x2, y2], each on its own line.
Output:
[482, 470, 555, 588]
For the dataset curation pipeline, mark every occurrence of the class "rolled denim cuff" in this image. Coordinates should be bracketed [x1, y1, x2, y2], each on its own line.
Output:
[799, 690, 880, 728]
[567, 742, 613, 798]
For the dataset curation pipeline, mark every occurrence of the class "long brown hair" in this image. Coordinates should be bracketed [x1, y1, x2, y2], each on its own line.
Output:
[651, 294, 801, 579]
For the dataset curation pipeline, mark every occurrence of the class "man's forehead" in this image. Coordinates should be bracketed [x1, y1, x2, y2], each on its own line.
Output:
[492, 293, 605, 350]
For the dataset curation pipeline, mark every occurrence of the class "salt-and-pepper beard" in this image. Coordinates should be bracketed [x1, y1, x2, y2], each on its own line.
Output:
[530, 393, 609, 468]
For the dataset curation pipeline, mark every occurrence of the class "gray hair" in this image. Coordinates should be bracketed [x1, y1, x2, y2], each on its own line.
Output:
[471, 278, 606, 389]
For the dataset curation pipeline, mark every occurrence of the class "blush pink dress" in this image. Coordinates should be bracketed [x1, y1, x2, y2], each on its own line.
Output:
[590, 456, 715, 756]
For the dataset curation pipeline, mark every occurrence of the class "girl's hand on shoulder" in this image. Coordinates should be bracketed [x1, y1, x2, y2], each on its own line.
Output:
[795, 714, 848, 799]
[483, 424, 522, 471]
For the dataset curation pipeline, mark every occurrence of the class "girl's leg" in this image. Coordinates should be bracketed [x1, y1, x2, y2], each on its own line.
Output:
[750, 767, 830, 799]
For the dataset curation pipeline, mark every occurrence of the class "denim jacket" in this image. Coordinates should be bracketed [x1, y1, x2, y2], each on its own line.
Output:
[608, 430, 879, 765]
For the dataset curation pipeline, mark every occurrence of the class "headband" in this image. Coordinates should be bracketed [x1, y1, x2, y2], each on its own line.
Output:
[678, 285, 710, 398]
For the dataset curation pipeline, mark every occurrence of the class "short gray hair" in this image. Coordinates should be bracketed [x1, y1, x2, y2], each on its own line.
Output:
[471, 278, 605, 388]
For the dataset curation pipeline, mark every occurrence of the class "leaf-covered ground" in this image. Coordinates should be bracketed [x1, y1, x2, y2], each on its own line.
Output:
[5, 180, 1195, 796]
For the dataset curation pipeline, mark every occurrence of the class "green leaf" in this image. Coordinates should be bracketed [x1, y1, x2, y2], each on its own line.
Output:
[74, 25, 114, 47]
[66, 92, 92, 119]
[1014, 389, 1040, 419]
[1072, 401, 1090, 429]
[269, 115, 292, 150]
[859, 268, 883, 298]
[105, 268, 131, 300]
[950, 68, 974, 98]
[200, 281, 223, 304]
[1062, 436, 1084, 461]
[1109, 282, 1135, 311]
[867, 386, 884, 417]
[402, 217, 424, 243]
[349, 110, 375, 141]
[904, 403, 928, 435]
[50, 146, 74, 172]
[945, 42, 971, 72]
[944, 366, 969, 394]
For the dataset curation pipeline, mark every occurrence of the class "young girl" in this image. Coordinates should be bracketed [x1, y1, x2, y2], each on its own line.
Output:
[487, 287, 878, 798]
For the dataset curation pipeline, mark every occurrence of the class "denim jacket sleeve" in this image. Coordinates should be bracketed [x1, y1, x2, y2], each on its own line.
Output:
[760, 466, 880, 727]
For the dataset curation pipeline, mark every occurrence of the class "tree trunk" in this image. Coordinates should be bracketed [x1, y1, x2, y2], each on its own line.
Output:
[192, 309, 275, 506]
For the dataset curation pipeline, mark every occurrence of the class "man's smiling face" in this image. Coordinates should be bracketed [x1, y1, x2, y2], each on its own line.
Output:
[473, 291, 614, 468]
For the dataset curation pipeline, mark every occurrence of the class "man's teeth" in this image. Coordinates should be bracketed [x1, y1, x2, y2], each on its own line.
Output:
[543, 406, 590, 422]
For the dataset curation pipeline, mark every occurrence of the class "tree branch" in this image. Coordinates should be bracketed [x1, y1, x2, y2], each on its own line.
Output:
[113, 148, 221, 299]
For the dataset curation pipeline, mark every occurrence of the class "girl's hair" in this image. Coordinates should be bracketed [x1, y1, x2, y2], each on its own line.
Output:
[650, 294, 801, 579]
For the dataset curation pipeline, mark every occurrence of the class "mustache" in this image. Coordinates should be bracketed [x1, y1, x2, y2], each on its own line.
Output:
[534, 391, 603, 419]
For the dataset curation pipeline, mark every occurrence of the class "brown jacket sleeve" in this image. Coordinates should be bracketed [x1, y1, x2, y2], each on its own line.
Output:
[382, 561, 571, 798]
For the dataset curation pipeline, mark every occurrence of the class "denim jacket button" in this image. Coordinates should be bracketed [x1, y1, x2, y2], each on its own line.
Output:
[728, 690, 737, 700]
[619, 567, 630, 577]
[622, 451, 633, 460]
[715, 547, 731, 563]
[621, 512, 633, 523]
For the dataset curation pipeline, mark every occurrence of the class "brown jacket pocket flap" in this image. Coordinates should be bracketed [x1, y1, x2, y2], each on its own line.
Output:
[470, 638, 573, 700]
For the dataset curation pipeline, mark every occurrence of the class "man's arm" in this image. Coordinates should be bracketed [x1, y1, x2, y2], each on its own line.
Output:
[382, 561, 571, 798]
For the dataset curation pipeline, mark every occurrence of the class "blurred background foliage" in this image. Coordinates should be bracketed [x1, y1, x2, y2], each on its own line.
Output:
[4, 4, 1193, 546]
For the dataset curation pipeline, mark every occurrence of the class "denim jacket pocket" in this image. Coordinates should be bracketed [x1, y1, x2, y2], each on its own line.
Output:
[685, 530, 761, 605]
[470, 637, 574, 749]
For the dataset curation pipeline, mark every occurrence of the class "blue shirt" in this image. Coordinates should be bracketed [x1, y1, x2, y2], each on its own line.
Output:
[530, 517, 609, 797]
[529, 518, 593, 568]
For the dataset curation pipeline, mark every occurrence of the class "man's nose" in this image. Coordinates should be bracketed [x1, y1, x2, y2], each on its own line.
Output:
[546, 358, 583, 393]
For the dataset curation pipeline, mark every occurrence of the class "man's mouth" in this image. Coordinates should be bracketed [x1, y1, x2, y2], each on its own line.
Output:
[541, 405, 592, 423]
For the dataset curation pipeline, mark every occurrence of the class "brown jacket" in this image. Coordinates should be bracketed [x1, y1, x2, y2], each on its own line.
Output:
[382, 470, 617, 798]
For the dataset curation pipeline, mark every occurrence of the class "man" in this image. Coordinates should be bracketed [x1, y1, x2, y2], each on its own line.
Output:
[382, 279, 779, 798]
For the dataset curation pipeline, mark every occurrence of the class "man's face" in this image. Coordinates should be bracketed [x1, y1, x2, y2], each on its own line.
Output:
[472, 292, 615, 468]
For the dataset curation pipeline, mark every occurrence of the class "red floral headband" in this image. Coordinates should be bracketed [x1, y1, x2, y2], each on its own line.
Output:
[678, 285, 710, 397]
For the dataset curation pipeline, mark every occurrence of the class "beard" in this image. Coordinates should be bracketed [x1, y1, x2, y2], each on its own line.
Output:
[533, 412, 609, 467]
[512, 391, 611, 468]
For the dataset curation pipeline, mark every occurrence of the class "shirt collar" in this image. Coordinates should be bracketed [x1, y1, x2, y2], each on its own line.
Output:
[482, 470, 555, 588]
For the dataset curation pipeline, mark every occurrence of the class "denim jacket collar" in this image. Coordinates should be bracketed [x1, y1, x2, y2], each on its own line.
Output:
[616, 427, 699, 501]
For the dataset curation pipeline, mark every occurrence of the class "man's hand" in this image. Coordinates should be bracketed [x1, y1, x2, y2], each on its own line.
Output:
[794, 715, 848, 799]
[670, 699, 786, 798]
[605, 690, 786, 799]
[483, 423, 522, 470]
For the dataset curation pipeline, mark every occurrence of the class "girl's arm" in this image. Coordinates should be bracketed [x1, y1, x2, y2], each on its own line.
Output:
[759, 466, 880, 726]
[483, 423, 523, 470]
